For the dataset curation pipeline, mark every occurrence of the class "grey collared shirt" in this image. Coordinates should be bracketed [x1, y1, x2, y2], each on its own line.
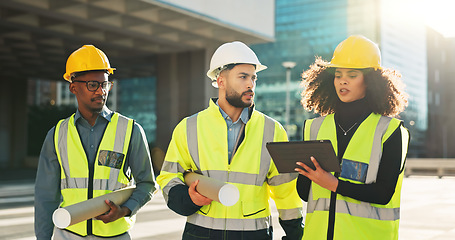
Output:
[216, 101, 250, 161]
[34, 106, 156, 240]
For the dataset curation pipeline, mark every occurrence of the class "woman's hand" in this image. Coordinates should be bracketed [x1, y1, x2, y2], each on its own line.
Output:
[295, 156, 339, 192]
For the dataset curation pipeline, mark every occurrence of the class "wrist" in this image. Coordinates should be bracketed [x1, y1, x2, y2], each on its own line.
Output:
[122, 206, 132, 217]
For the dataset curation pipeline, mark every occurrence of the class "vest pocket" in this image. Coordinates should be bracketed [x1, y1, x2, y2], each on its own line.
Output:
[242, 201, 266, 217]
[340, 158, 368, 183]
[98, 150, 125, 169]
[199, 204, 211, 215]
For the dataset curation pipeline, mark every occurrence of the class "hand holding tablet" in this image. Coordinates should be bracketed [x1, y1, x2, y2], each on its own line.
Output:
[266, 140, 341, 173]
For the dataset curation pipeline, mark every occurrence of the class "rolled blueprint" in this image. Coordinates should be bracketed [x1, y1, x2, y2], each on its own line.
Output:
[52, 187, 135, 229]
[184, 172, 239, 206]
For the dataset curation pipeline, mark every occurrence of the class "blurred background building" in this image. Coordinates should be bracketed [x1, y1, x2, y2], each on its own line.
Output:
[1, 0, 455, 170]
[251, 0, 429, 157]
[0, 0, 275, 168]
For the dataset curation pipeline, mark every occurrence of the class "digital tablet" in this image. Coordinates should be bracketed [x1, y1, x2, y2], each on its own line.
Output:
[266, 140, 341, 173]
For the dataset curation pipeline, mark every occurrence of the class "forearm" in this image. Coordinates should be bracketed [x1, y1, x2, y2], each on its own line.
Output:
[122, 179, 155, 215]
[279, 217, 304, 240]
[167, 184, 202, 216]
[123, 123, 157, 215]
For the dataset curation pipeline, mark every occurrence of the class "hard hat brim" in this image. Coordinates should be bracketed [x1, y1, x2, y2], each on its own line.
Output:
[64, 68, 115, 81]
[207, 64, 267, 87]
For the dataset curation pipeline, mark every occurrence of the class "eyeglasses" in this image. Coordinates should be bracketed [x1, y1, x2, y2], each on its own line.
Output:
[72, 80, 113, 92]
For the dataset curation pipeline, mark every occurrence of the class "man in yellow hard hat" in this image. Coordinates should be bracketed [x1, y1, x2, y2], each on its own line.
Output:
[157, 41, 304, 240]
[34, 45, 157, 240]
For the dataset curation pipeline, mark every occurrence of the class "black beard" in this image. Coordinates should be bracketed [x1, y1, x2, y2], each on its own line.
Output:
[226, 90, 253, 108]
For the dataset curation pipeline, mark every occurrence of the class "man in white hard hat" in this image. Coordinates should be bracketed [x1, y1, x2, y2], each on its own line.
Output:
[157, 41, 304, 240]
[34, 45, 157, 240]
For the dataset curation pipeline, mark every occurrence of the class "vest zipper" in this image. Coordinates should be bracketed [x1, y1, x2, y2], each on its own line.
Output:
[226, 164, 231, 232]
[87, 159, 94, 235]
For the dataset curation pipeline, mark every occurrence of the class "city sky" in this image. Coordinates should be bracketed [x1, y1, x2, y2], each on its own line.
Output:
[418, 0, 455, 37]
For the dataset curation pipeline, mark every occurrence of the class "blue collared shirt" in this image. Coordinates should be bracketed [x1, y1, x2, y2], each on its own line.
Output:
[216, 101, 250, 161]
[34, 106, 156, 239]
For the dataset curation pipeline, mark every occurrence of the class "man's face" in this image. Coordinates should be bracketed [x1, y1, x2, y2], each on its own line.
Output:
[69, 71, 110, 114]
[221, 64, 257, 108]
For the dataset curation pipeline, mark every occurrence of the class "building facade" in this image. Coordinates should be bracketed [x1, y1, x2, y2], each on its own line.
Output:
[0, 0, 275, 168]
[252, 0, 428, 156]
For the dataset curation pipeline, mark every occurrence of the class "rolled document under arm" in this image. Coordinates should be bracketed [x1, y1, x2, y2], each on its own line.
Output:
[184, 172, 239, 206]
[52, 187, 135, 229]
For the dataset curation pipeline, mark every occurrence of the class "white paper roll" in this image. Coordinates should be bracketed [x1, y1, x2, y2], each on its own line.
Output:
[184, 172, 240, 206]
[218, 183, 240, 206]
[52, 187, 135, 229]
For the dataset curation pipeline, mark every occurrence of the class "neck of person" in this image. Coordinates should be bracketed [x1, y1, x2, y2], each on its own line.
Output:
[335, 97, 371, 128]
[217, 97, 243, 122]
[79, 108, 101, 126]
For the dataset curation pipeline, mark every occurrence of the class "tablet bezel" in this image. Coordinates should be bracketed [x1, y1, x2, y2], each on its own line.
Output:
[266, 140, 341, 173]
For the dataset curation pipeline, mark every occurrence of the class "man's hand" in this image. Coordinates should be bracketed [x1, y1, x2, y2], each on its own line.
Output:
[295, 156, 339, 192]
[95, 199, 131, 224]
[188, 179, 212, 206]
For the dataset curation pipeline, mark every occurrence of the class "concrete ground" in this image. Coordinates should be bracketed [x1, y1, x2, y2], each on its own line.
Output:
[0, 171, 454, 239]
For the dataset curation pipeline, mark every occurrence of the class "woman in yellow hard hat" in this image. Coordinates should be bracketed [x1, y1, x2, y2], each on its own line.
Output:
[296, 35, 409, 240]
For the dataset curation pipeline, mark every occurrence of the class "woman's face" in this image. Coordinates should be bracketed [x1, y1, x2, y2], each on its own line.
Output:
[334, 68, 367, 102]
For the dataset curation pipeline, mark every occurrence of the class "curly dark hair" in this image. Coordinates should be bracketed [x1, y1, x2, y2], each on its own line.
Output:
[300, 57, 408, 117]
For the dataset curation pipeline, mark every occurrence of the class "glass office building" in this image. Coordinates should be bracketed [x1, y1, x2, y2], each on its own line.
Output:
[252, 0, 351, 140]
[117, 77, 157, 145]
[252, 0, 428, 156]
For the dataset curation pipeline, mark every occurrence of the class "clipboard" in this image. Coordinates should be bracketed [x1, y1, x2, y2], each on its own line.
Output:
[266, 140, 341, 173]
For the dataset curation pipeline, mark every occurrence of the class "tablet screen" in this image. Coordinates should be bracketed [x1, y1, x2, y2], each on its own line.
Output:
[266, 140, 341, 173]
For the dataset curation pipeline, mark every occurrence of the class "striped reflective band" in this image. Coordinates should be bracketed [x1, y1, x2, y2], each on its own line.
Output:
[186, 113, 199, 168]
[365, 116, 392, 183]
[307, 196, 400, 221]
[310, 116, 325, 141]
[57, 118, 71, 180]
[57, 114, 130, 190]
[187, 214, 272, 231]
[278, 207, 304, 220]
[185, 114, 276, 186]
[161, 177, 186, 202]
[60, 178, 128, 191]
[160, 165, 296, 200]
[309, 115, 392, 184]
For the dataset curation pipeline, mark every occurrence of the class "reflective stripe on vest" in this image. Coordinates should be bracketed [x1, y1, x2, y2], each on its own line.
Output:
[184, 113, 277, 230]
[306, 193, 400, 221]
[309, 115, 392, 184]
[306, 114, 406, 221]
[187, 214, 272, 231]
[186, 114, 276, 186]
[56, 114, 131, 191]
[54, 112, 134, 237]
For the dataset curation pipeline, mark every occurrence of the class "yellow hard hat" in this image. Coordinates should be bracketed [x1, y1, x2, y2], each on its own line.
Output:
[63, 45, 115, 81]
[327, 35, 381, 70]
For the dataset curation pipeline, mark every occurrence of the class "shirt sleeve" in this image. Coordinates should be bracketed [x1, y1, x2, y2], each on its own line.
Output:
[34, 127, 61, 240]
[336, 126, 403, 204]
[122, 122, 157, 215]
[156, 120, 202, 216]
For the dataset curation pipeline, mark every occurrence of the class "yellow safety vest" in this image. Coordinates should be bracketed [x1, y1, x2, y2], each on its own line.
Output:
[157, 99, 302, 231]
[54, 112, 135, 237]
[302, 113, 409, 240]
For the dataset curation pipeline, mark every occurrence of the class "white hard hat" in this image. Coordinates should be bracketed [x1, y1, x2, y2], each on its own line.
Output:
[207, 41, 267, 87]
